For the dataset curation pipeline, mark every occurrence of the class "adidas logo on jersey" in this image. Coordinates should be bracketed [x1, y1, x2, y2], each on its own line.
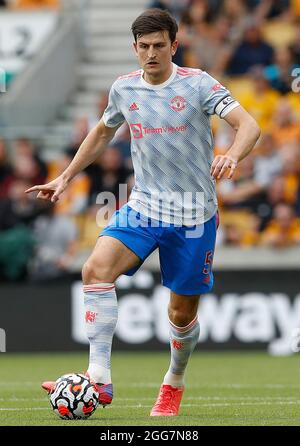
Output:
[129, 102, 139, 111]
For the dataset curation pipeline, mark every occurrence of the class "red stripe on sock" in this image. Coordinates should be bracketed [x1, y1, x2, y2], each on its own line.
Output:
[169, 316, 198, 333]
[83, 284, 115, 293]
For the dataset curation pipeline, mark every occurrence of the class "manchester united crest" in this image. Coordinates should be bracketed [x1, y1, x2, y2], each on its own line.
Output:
[171, 96, 186, 112]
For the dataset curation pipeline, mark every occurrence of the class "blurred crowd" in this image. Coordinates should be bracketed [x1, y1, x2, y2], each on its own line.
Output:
[0, 0, 59, 9]
[0, 121, 133, 281]
[1, 0, 300, 281]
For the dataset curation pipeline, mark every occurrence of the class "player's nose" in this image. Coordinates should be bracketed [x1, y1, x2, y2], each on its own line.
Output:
[147, 46, 157, 58]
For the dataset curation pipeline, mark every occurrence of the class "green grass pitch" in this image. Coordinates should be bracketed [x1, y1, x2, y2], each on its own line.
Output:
[0, 351, 299, 426]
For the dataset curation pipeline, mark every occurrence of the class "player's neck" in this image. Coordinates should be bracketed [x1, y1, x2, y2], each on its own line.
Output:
[143, 63, 174, 85]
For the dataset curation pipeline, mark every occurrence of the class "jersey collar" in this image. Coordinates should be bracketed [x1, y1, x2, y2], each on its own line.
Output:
[140, 63, 177, 90]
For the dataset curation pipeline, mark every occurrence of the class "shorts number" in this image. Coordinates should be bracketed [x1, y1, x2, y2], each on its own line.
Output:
[203, 250, 213, 275]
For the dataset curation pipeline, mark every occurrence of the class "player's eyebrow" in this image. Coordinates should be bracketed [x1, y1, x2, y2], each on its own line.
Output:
[138, 41, 167, 46]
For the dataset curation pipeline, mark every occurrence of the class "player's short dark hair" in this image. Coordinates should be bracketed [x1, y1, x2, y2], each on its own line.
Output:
[131, 9, 178, 43]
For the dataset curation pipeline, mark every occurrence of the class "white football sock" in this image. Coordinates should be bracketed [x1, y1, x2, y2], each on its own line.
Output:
[163, 316, 200, 388]
[84, 282, 118, 385]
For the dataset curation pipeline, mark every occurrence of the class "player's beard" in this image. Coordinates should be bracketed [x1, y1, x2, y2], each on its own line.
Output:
[143, 60, 171, 83]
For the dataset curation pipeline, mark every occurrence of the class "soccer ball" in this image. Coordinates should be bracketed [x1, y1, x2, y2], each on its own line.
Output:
[49, 373, 99, 419]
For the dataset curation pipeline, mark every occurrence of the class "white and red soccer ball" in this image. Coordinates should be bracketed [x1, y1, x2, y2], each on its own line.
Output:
[49, 373, 99, 419]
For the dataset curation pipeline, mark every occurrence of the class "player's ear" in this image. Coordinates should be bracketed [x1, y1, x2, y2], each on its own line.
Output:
[171, 40, 178, 56]
[133, 42, 138, 56]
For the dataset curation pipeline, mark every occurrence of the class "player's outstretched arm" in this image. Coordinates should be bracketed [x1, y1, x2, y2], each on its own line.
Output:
[211, 106, 261, 180]
[25, 119, 119, 202]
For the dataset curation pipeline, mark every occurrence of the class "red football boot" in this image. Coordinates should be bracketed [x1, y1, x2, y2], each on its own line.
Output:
[150, 384, 184, 416]
[84, 372, 113, 407]
[41, 381, 56, 394]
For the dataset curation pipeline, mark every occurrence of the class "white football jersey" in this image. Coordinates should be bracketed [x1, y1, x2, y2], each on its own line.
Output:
[103, 63, 239, 225]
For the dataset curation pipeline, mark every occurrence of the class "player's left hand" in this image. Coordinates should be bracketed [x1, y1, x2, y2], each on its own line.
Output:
[210, 154, 238, 180]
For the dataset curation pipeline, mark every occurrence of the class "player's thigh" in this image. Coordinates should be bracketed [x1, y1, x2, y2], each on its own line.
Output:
[82, 235, 141, 284]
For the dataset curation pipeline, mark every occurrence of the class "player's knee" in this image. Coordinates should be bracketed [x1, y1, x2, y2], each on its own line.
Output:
[82, 259, 115, 284]
[168, 307, 195, 328]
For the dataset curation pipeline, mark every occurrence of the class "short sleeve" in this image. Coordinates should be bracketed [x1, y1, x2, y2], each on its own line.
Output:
[199, 72, 240, 118]
[102, 83, 125, 128]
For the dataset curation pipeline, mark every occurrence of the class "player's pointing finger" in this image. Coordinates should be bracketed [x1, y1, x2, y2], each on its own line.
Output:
[25, 185, 45, 194]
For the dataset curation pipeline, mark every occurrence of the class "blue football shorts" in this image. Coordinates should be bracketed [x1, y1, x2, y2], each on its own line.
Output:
[100, 204, 218, 295]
